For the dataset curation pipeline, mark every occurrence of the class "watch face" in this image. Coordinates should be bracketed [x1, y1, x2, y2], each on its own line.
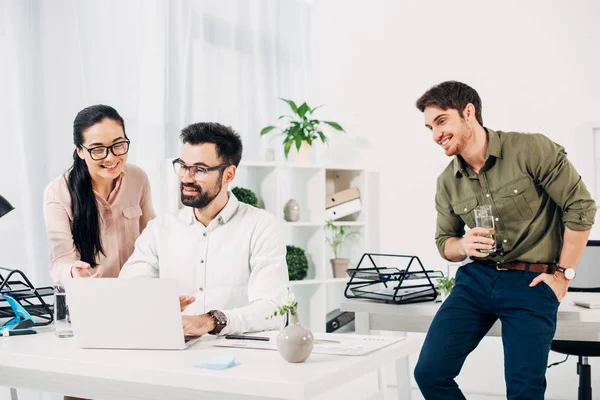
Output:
[564, 268, 576, 280]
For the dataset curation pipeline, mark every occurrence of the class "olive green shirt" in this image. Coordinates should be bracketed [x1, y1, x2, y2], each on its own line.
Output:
[435, 129, 597, 263]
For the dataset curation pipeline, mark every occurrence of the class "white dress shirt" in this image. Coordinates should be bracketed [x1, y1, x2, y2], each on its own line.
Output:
[119, 193, 289, 335]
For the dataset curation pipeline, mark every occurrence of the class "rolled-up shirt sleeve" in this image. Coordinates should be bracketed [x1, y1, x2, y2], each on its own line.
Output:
[529, 134, 596, 231]
[434, 179, 466, 261]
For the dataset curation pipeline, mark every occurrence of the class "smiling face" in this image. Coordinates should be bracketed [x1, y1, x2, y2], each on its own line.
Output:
[178, 142, 235, 209]
[76, 118, 128, 182]
[424, 106, 474, 157]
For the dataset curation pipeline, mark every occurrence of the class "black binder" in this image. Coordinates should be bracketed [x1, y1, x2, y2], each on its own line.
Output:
[344, 253, 442, 304]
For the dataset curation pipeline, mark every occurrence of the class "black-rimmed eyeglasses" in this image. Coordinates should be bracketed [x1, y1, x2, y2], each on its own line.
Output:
[81, 140, 130, 161]
[172, 159, 230, 180]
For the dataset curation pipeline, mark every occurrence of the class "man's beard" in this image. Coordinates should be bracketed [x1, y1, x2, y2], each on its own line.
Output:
[452, 122, 473, 155]
[180, 178, 222, 209]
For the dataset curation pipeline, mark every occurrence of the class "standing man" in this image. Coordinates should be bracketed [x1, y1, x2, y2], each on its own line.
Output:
[413, 81, 596, 399]
[120, 122, 289, 336]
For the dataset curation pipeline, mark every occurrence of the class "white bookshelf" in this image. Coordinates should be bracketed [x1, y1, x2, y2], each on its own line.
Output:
[236, 160, 369, 333]
[162, 158, 370, 333]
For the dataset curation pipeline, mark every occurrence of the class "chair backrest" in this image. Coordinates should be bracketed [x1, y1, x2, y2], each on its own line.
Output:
[569, 240, 600, 292]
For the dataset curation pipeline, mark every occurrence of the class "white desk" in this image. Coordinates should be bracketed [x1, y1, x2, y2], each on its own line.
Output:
[0, 331, 419, 400]
[341, 292, 600, 400]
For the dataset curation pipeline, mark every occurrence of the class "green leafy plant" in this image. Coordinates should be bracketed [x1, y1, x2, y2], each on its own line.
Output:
[232, 187, 258, 207]
[436, 276, 455, 296]
[260, 98, 345, 159]
[266, 292, 298, 320]
[324, 221, 360, 259]
[286, 245, 309, 281]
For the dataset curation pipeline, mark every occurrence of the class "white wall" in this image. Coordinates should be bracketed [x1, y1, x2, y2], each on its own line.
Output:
[313, 0, 600, 398]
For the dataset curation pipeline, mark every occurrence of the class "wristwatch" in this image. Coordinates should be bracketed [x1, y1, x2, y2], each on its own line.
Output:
[207, 310, 227, 335]
[556, 266, 576, 280]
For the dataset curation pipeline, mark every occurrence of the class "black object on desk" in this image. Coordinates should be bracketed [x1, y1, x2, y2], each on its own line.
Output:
[344, 253, 440, 304]
[0, 267, 54, 327]
[224, 335, 270, 341]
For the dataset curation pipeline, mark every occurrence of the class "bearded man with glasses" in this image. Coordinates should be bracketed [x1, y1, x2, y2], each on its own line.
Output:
[120, 122, 289, 337]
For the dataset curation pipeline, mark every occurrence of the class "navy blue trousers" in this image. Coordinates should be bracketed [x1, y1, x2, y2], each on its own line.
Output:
[414, 262, 560, 400]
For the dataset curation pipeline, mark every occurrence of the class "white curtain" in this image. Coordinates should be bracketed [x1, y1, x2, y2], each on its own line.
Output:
[0, 0, 312, 291]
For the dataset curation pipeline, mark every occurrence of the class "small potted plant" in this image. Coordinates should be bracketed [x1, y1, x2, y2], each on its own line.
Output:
[231, 186, 258, 207]
[436, 276, 455, 302]
[267, 292, 313, 363]
[260, 98, 345, 162]
[286, 245, 309, 281]
[325, 221, 359, 278]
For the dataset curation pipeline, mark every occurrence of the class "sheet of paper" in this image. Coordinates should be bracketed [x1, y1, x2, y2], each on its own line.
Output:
[212, 333, 405, 356]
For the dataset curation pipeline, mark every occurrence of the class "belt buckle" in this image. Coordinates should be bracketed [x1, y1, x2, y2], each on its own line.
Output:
[496, 262, 509, 271]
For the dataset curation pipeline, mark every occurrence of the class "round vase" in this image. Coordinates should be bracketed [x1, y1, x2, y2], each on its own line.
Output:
[284, 199, 300, 222]
[277, 313, 314, 363]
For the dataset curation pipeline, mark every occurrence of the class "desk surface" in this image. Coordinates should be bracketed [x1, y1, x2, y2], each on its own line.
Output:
[341, 292, 600, 341]
[0, 330, 418, 400]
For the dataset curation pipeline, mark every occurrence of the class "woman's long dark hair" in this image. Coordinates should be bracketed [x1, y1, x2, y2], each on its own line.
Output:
[67, 105, 126, 266]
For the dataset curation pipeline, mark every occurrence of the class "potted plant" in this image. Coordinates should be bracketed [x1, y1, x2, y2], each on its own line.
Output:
[436, 276, 455, 302]
[286, 245, 309, 281]
[325, 221, 359, 278]
[260, 98, 345, 162]
[231, 186, 258, 207]
[267, 292, 313, 363]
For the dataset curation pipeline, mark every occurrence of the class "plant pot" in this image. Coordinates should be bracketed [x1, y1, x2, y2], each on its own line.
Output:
[277, 313, 313, 363]
[293, 142, 312, 163]
[331, 258, 351, 278]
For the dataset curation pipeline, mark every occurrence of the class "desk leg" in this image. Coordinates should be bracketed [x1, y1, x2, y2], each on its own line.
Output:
[10, 388, 18, 400]
[394, 333, 412, 400]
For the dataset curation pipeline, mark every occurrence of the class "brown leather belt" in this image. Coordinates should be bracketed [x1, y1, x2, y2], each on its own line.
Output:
[478, 260, 557, 274]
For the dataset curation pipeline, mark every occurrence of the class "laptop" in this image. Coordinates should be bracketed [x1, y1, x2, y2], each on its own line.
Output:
[64, 278, 201, 350]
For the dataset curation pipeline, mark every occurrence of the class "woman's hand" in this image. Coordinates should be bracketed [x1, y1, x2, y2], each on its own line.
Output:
[70, 261, 103, 278]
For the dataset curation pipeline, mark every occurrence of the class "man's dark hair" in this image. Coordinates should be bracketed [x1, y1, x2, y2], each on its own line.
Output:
[416, 81, 483, 126]
[180, 122, 243, 167]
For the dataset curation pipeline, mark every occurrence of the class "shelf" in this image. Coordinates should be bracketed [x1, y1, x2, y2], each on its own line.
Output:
[281, 221, 323, 227]
[330, 221, 365, 227]
[323, 277, 350, 284]
[324, 164, 367, 171]
[289, 279, 322, 286]
[288, 277, 350, 286]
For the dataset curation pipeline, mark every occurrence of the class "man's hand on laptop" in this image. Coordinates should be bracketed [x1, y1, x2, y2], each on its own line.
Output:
[182, 314, 215, 337]
[70, 261, 103, 278]
[179, 295, 196, 312]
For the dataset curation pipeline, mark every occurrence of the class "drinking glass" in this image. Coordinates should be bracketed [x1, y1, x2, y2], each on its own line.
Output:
[54, 286, 73, 338]
[474, 205, 496, 254]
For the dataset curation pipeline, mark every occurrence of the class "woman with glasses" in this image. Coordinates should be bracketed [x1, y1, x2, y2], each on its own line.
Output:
[44, 104, 155, 284]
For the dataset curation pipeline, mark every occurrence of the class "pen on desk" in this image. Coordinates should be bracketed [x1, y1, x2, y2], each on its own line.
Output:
[224, 335, 270, 341]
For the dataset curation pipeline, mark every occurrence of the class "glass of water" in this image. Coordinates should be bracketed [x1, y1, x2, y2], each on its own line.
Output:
[474, 205, 496, 254]
[54, 286, 73, 338]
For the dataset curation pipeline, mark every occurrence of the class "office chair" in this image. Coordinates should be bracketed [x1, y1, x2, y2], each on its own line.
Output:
[550, 240, 600, 400]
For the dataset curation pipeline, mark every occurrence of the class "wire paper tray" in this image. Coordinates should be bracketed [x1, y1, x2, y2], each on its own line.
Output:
[344, 253, 440, 304]
[0, 267, 53, 326]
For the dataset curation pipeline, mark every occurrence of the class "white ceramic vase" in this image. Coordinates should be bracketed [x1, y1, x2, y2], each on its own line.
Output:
[277, 312, 314, 363]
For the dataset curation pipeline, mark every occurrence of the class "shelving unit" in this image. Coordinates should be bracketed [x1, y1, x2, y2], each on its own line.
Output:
[163, 158, 371, 333]
[236, 160, 369, 333]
